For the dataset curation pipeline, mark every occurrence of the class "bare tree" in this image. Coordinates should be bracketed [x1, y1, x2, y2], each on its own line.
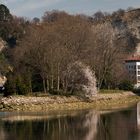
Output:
[88, 22, 125, 89]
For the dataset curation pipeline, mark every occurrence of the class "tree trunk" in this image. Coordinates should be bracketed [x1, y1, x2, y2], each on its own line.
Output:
[51, 75, 54, 90]
[57, 75, 60, 91]
[62, 79, 65, 90]
[57, 64, 60, 91]
[27, 70, 32, 94]
[64, 78, 68, 93]
[43, 77, 47, 93]
[29, 78, 32, 94]
[46, 76, 50, 91]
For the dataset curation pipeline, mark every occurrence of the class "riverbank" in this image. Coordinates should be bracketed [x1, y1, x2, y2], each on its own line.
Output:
[0, 91, 139, 111]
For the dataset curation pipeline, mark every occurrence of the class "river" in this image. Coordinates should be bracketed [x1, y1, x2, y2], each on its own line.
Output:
[0, 103, 140, 140]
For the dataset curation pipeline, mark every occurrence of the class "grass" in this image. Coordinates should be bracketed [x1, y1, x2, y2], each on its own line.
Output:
[99, 89, 125, 94]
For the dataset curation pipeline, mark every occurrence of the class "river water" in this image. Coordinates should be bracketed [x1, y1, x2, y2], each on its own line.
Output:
[0, 103, 140, 140]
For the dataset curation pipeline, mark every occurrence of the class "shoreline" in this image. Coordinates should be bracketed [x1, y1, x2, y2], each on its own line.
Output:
[0, 92, 139, 112]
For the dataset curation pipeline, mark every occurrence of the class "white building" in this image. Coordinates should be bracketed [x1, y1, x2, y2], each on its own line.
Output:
[125, 56, 140, 88]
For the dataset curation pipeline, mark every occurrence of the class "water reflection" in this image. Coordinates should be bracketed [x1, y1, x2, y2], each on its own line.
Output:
[0, 105, 139, 140]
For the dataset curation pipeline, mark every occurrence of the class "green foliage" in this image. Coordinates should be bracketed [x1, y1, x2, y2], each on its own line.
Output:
[0, 4, 13, 41]
[4, 74, 16, 96]
[32, 75, 44, 92]
[0, 4, 12, 22]
[119, 80, 134, 91]
[16, 79, 29, 95]
[0, 53, 9, 75]
[4, 73, 30, 96]
[133, 88, 140, 94]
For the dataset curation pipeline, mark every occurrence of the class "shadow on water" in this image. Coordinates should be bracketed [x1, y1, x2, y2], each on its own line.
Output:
[0, 104, 140, 140]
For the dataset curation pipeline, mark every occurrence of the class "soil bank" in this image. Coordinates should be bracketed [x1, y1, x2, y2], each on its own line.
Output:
[0, 91, 139, 111]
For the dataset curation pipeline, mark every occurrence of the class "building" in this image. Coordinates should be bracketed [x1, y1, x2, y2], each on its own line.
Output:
[125, 56, 140, 88]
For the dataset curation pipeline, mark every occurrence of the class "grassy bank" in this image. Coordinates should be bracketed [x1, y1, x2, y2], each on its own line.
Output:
[0, 92, 139, 111]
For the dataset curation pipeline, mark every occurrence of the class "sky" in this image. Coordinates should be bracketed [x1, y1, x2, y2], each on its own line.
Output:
[0, 0, 140, 19]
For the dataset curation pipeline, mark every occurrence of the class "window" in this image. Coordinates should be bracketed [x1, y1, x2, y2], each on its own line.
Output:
[134, 65, 136, 70]
[138, 71, 140, 75]
[138, 76, 140, 81]
[138, 65, 140, 69]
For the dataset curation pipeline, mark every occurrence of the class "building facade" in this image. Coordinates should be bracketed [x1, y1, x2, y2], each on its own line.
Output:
[125, 56, 140, 88]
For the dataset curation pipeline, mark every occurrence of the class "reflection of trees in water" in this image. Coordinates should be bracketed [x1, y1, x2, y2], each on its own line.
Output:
[63, 110, 99, 140]
[0, 108, 138, 140]
[39, 110, 99, 140]
[82, 111, 99, 140]
[97, 108, 137, 140]
[0, 110, 99, 140]
[0, 121, 6, 140]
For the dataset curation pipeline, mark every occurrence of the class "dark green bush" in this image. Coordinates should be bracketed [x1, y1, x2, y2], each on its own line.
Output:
[4, 73, 30, 96]
[119, 80, 133, 91]
[133, 88, 140, 94]
[16, 82, 29, 95]
[4, 79, 16, 96]
[4, 73, 16, 96]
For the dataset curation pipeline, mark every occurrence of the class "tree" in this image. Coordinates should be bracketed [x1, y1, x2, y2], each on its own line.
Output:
[0, 4, 12, 22]
[93, 11, 105, 22]
[32, 17, 40, 24]
[87, 22, 126, 89]
[12, 24, 51, 94]
[42, 10, 69, 22]
[5, 8, 137, 95]
[11, 13, 93, 95]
